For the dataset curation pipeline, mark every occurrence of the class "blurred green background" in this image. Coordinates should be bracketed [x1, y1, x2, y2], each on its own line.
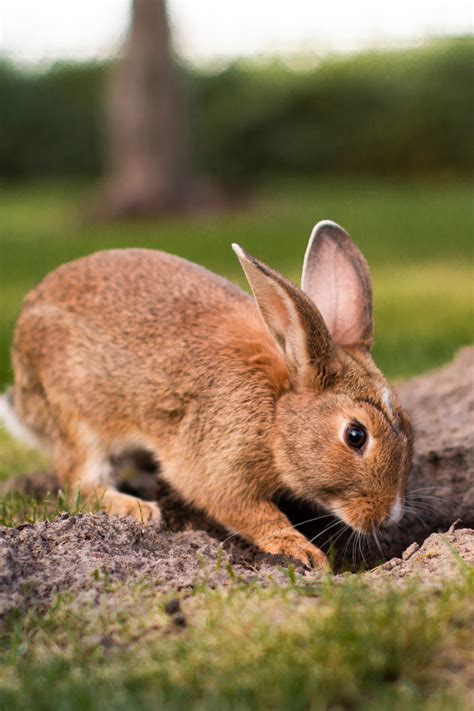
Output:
[0, 39, 473, 182]
[0, 13, 473, 708]
[0, 38, 473, 388]
[1, 177, 472, 387]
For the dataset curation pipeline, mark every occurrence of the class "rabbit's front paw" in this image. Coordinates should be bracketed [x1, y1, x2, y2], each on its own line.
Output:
[263, 534, 330, 571]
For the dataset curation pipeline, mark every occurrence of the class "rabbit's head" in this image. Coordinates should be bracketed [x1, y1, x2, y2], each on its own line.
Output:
[233, 221, 413, 534]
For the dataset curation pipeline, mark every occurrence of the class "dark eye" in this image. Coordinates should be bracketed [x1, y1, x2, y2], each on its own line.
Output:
[344, 423, 367, 451]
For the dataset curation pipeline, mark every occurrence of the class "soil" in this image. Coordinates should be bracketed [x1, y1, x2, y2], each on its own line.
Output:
[394, 346, 474, 544]
[1, 347, 473, 617]
[0, 512, 287, 618]
[1, 513, 471, 620]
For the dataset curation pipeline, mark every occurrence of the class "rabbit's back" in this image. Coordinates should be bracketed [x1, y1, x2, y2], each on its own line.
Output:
[23, 248, 248, 332]
[14, 249, 261, 431]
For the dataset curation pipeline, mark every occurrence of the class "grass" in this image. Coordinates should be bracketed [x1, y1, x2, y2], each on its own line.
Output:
[1, 567, 472, 710]
[0, 178, 473, 386]
[0, 429, 47, 482]
[0, 178, 472, 709]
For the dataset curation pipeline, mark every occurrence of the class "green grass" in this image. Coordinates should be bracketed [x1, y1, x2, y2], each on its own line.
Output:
[1, 567, 472, 710]
[0, 489, 81, 527]
[0, 429, 47, 482]
[0, 178, 472, 386]
[0, 178, 472, 709]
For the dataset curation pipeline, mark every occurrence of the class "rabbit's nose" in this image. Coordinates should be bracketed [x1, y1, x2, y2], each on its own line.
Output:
[388, 493, 403, 524]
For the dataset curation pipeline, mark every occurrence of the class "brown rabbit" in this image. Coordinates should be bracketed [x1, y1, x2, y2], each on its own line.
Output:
[1, 221, 412, 569]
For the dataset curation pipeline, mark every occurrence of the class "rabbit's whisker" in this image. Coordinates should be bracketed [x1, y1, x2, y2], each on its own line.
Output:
[408, 486, 444, 492]
[352, 533, 357, 567]
[403, 504, 429, 529]
[356, 532, 368, 569]
[408, 494, 446, 504]
[407, 499, 439, 512]
[303, 519, 345, 552]
[219, 512, 337, 549]
[341, 529, 355, 563]
[327, 524, 349, 553]
[410, 417, 440, 427]
[372, 526, 385, 560]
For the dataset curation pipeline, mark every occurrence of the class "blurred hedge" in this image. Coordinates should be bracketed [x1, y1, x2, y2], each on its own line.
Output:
[0, 61, 104, 179]
[0, 38, 472, 184]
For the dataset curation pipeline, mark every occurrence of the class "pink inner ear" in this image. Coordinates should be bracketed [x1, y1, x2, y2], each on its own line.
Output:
[302, 237, 371, 346]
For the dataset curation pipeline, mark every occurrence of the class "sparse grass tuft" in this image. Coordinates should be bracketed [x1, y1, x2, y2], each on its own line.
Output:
[0, 568, 472, 710]
[0, 489, 94, 528]
[0, 429, 100, 526]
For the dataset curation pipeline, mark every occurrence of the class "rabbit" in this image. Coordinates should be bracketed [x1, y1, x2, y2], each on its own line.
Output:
[1, 220, 413, 569]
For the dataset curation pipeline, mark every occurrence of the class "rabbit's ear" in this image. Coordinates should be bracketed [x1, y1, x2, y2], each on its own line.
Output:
[301, 221, 373, 348]
[232, 244, 334, 386]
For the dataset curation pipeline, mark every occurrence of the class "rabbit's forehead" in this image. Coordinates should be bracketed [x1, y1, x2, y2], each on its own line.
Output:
[335, 395, 395, 434]
[331, 357, 403, 433]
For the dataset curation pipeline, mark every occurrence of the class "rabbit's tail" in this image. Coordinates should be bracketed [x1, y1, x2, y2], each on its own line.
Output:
[0, 387, 45, 451]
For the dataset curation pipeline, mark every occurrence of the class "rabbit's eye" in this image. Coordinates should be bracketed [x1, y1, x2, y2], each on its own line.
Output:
[344, 424, 367, 451]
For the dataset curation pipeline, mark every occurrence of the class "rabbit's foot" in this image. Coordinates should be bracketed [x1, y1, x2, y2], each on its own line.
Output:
[101, 489, 162, 525]
[262, 533, 330, 571]
[216, 499, 330, 571]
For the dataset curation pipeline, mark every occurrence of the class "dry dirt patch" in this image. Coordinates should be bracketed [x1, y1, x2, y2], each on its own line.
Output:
[0, 512, 292, 619]
[1, 348, 473, 618]
[0, 511, 472, 620]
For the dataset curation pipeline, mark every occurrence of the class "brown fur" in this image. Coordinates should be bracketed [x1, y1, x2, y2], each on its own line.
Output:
[8, 222, 412, 569]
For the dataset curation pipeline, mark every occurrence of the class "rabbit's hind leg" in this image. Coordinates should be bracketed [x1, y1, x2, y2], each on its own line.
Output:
[53, 428, 162, 525]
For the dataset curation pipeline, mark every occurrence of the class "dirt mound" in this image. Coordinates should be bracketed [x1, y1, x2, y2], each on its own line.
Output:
[1, 511, 471, 620]
[368, 525, 473, 585]
[0, 512, 291, 619]
[395, 346, 474, 538]
[1, 348, 473, 615]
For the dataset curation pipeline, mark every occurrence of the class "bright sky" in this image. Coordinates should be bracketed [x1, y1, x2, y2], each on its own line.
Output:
[0, 0, 472, 66]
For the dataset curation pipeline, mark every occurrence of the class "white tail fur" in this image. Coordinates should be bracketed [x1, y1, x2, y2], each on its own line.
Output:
[0, 390, 43, 450]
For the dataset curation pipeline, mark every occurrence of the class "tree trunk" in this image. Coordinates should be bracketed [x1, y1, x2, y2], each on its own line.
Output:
[98, 0, 192, 218]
